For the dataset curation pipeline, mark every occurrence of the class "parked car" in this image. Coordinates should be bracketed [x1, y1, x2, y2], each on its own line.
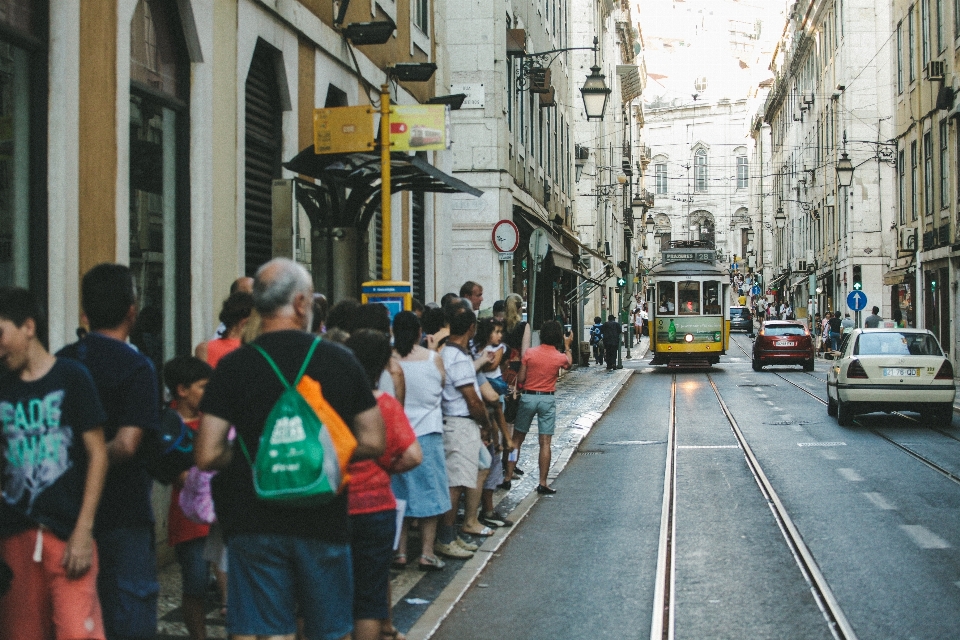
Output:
[752, 321, 815, 371]
[730, 306, 754, 335]
[826, 328, 956, 427]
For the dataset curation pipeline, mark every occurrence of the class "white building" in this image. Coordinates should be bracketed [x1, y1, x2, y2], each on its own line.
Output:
[642, 98, 754, 270]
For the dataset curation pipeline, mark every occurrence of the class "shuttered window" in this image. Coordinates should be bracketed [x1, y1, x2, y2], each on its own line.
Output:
[244, 44, 283, 276]
[411, 191, 425, 302]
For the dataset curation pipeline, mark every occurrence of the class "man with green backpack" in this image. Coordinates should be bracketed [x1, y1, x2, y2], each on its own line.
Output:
[195, 258, 386, 640]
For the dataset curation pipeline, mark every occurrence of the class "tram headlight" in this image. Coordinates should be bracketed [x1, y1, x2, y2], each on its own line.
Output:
[684, 333, 694, 343]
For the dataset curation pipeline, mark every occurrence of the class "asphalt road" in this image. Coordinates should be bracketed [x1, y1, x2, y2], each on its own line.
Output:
[432, 333, 960, 639]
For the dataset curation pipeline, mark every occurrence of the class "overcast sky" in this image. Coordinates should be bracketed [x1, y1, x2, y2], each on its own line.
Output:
[638, 0, 786, 106]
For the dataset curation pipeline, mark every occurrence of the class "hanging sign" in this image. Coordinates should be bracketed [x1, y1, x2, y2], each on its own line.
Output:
[389, 105, 449, 151]
[313, 106, 375, 154]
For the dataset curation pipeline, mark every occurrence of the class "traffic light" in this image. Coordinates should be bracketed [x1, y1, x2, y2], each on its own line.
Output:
[931, 279, 937, 293]
[616, 276, 627, 288]
[616, 260, 628, 289]
[852, 265, 862, 291]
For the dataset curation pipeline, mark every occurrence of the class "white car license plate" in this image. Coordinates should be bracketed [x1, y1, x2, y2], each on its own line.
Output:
[883, 368, 918, 377]
[775, 341, 795, 347]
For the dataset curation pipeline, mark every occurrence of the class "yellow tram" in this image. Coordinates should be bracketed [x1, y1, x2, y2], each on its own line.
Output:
[647, 241, 731, 368]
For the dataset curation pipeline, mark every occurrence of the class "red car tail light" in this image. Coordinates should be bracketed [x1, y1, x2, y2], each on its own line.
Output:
[847, 359, 869, 379]
[935, 360, 954, 380]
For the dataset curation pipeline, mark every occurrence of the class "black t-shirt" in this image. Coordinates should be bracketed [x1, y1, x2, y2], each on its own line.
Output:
[57, 333, 161, 532]
[828, 317, 842, 333]
[0, 359, 107, 540]
[503, 322, 527, 352]
[199, 330, 377, 543]
[602, 320, 621, 346]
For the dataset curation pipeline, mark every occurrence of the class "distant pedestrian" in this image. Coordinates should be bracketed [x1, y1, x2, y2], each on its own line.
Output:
[195, 257, 386, 640]
[509, 321, 573, 494]
[0, 287, 109, 640]
[864, 306, 882, 328]
[828, 312, 843, 351]
[57, 263, 162, 640]
[601, 314, 621, 370]
[589, 316, 604, 365]
[841, 313, 854, 333]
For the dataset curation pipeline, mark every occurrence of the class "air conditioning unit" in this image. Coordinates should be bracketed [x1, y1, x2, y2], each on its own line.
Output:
[925, 60, 945, 81]
[899, 226, 918, 252]
[795, 259, 807, 272]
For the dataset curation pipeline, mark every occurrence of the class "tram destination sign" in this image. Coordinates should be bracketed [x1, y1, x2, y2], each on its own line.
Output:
[663, 250, 715, 264]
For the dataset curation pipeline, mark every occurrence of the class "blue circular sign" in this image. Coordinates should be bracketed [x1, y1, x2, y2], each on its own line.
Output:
[846, 290, 868, 312]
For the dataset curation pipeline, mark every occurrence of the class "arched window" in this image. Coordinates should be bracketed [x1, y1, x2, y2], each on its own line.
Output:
[129, 0, 190, 366]
[694, 149, 707, 192]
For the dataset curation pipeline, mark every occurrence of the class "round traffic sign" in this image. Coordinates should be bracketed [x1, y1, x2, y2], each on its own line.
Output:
[492, 219, 520, 253]
[846, 290, 868, 312]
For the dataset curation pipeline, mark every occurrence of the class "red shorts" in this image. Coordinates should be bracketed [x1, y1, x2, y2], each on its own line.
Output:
[0, 528, 105, 640]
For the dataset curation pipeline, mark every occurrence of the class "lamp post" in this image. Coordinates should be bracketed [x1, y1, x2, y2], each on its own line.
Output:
[835, 152, 855, 188]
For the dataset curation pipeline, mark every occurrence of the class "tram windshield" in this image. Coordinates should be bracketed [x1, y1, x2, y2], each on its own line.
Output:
[677, 281, 700, 315]
[657, 282, 676, 314]
[703, 281, 721, 314]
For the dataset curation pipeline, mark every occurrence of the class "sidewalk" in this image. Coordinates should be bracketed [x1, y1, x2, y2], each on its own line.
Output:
[156, 343, 640, 639]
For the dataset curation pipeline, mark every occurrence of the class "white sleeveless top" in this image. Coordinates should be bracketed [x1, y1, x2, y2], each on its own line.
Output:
[398, 351, 444, 437]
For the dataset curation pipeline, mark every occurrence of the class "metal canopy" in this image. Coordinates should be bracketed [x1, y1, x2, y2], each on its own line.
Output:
[283, 146, 482, 229]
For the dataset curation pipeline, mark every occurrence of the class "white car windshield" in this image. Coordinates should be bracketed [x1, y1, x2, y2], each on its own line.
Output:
[855, 332, 943, 356]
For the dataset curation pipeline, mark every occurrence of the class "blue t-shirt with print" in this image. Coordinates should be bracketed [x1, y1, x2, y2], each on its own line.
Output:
[57, 333, 160, 532]
[0, 358, 107, 541]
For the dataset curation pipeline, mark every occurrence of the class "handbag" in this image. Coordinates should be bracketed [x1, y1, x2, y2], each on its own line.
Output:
[503, 390, 520, 422]
[178, 466, 217, 525]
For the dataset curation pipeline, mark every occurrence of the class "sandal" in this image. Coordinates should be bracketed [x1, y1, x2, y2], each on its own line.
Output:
[460, 525, 495, 536]
[381, 628, 407, 640]
[418, 554, 446, 571]
[391, 552, 407, 570]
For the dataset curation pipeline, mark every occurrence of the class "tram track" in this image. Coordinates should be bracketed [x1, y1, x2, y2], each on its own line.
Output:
[650, 370, 856, 640]
[705, 374, 856, 640]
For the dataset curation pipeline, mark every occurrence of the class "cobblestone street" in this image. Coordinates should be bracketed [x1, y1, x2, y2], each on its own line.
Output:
[156, 342, 642, 639]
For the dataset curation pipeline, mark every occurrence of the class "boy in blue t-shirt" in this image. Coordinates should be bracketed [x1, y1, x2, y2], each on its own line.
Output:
[0, 287, 109, 639]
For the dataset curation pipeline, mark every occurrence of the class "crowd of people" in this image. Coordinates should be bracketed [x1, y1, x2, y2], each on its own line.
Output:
[0, 261, 576, 640]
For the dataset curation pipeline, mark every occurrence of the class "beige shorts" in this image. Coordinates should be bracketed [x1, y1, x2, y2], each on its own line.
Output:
[442, 416, 482, 489]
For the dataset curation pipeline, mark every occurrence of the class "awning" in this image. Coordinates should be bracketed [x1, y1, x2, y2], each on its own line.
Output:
[513, 208, 578, 272]
[544, 232, 576, 272]
[283, 146, 482, 229]
[559, 227, 613, 266]
[883, 265, 914, 285]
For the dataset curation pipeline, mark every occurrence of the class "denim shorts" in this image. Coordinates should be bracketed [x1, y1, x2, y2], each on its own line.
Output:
[350, 510, 397, 620]
[175, 537, 209, 598]
[96, 526, 159, 639]
[513, 394, 557, 435]
[227, 534, 352, 640]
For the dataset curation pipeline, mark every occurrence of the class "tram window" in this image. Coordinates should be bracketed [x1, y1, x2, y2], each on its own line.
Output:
[703, 281, 721, 314]
[657, 282, 675, 314]
[678, 281, 700, 315]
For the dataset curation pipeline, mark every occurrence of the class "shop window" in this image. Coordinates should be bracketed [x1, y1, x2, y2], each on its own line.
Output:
[0, 1, 45, 297]
[129, 0, 190, 366]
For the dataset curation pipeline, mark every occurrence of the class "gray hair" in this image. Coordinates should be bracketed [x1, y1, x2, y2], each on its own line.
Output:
[253, 258, 313, 316]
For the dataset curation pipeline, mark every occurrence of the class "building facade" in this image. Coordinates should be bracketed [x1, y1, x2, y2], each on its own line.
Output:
[890, 0, 960, 359]
[763, 0, 896, 323]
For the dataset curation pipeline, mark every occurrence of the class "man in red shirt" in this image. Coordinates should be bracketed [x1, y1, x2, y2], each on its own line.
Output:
[508, 321, 572, 494]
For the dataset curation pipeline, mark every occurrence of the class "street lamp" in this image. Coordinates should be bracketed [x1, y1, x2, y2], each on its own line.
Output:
[775, 207, 786, 229]
[835, 152, 855, 187]
[746, 228, 755, 244]
[580, 38, 611, 121]
[645, 216, 655, 235]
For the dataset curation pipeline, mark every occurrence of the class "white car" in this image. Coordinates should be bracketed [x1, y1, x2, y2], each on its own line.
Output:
[826, 328, 956, 427]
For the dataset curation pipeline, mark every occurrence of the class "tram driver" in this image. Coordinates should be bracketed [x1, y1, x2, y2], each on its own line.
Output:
[658, 296, 675, 314]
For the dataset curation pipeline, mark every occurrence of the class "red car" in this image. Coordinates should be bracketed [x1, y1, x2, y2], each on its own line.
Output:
[752, 320, 816, 371]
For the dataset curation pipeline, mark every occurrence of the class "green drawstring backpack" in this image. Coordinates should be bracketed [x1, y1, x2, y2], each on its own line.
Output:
[238, 337, 347, 506]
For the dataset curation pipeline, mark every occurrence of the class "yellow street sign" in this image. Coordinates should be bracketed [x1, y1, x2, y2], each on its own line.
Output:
[313, 106, 375, 154]
[389, 105, 449, 151]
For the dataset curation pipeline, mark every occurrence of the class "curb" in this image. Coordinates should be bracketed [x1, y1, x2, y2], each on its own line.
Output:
[405, 369, 633, 640]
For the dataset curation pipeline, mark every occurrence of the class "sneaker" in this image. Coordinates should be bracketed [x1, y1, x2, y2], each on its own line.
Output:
[479, 513, 506, 528]
[535, 484, 557, 495]
[513, 466, 525, 476]
[434, 541, 474, 559]
[454, 537, 479, 551]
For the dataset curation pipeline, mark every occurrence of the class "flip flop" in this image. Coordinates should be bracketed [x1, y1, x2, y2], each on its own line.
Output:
[460, 525, 494, 536]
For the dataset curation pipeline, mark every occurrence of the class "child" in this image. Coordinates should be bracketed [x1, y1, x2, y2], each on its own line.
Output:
[344, 330, 422, 640]
[0, 287, 109, 640]
[163, 355, 214, 640]
[473, 319, 514, 524]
